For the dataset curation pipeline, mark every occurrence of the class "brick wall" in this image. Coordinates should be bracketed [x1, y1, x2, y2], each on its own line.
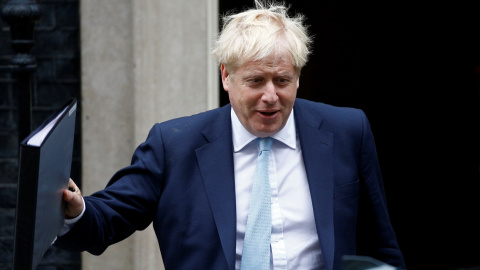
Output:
[0, 0, 81, 269]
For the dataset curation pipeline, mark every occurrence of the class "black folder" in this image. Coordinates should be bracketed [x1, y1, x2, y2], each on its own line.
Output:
[13, 98, 78, 270]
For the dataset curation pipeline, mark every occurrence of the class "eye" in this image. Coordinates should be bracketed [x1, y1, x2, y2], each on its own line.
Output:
[245, 77, 264, 86]
[275, 77, 290, 85]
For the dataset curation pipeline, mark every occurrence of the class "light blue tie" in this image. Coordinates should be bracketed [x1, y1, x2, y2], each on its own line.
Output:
[241, 137, 274, 270]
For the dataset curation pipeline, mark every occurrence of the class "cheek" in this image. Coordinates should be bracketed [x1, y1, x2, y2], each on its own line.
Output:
[228, 89, 250, 115]
[278, 89, 297, 106]
[236, 90, 257, 107]
[230, 90, 243, 105]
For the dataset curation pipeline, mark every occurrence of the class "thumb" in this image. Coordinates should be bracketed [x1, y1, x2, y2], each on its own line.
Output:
[63, 178, 84, 218]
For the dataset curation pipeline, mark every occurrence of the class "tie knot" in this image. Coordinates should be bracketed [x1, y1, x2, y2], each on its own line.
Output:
[257, 137, 274, 153]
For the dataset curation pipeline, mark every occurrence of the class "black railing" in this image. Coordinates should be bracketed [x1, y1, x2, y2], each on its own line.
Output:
[1, 0, 41, 143]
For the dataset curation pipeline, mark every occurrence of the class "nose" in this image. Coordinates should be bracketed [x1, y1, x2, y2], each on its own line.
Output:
[261, 81, 278, 104]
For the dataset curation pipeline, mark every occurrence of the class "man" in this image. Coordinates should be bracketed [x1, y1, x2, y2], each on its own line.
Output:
[56, 1, 406, 269]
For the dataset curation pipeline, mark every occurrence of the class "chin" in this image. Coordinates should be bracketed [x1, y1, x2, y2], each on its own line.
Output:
[249, 120, 284, 137]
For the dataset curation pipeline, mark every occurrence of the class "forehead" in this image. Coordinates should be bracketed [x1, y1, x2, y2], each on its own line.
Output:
[238, 56, 297, 75]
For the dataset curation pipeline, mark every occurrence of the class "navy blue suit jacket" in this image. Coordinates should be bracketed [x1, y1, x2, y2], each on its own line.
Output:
[55, 98, 405, 270]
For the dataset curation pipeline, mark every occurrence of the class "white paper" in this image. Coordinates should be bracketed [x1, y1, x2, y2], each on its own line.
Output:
[27, 107, 68, 146]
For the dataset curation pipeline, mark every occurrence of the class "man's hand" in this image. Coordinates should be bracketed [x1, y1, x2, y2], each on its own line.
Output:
[63, 178, 84, 219]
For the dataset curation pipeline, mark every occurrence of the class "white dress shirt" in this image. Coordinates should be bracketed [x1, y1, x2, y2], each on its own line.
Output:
[231, 108, 324, 270]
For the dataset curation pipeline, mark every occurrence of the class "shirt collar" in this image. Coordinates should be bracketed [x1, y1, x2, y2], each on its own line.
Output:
[231, 108, 297, 152]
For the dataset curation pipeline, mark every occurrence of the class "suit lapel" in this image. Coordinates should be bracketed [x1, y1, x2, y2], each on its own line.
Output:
[294, 102, 335, 270]
[195, 105, 236, 270]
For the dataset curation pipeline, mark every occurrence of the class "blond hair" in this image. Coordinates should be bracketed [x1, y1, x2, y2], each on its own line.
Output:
[212, 0, 312, 73]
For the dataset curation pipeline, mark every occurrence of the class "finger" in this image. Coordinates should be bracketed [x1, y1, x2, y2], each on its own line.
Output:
[67, 178, 81, 195]
[63, 188, 75, 202]
[67, 178, 76, 191]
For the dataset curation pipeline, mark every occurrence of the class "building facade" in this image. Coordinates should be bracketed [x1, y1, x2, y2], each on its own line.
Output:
[0, 0, 218, 269]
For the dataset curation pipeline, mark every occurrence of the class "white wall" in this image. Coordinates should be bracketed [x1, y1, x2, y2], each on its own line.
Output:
[80, 0, 218, 268]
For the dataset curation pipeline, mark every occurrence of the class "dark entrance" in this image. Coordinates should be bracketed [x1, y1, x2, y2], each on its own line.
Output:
[218, 2, 480, 269]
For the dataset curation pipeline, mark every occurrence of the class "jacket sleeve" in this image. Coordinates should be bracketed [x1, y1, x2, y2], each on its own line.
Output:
[54, 124, 165, 255]
[356, 110, 406, 269]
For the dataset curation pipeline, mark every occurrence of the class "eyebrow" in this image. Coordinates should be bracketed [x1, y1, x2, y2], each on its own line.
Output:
[242, 69, 295, 77]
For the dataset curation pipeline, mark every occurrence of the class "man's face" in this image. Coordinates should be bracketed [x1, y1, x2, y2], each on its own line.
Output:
[221, 56, 299, 137]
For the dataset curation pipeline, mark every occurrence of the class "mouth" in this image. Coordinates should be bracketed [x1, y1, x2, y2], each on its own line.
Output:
[258, 110, 279, 117]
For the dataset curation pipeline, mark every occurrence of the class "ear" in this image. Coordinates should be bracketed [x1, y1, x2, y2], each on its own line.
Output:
[220, 64, 230, 92]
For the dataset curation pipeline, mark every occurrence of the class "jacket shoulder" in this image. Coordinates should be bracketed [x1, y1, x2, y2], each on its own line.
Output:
[294, 98, 367, 128]
[147, 104, 231, 141]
